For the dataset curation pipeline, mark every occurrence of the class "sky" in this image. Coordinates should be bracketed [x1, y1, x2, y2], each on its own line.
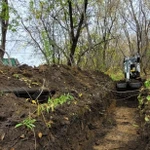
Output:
[3, 0, 44, 67]
[5, 37, 44, 66]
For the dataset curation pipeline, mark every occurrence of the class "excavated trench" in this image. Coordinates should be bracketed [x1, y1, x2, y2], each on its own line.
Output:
[46, 89, 145, 150]
[0, 88, 146, 150]
[0, 64, 147, 150]
[90, 91, 146, 150]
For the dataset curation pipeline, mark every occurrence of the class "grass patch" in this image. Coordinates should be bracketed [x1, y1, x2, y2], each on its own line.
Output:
[105, 67, 124, 81]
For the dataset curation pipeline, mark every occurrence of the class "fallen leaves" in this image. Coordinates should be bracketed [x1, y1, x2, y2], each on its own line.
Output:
[38, 132, 43, 138]
[13, 73, 40, 88]
[1, 132, 5, 141]
[20, 134, 25, 139]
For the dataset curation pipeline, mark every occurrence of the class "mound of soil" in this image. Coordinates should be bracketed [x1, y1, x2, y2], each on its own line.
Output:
[0, 64, 115, 150]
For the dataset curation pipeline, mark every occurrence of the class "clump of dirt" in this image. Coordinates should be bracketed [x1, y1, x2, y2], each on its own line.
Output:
[0, 64, 115, 150]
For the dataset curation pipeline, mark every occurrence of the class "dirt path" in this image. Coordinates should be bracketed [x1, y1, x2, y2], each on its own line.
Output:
[93, 98, 141, 150]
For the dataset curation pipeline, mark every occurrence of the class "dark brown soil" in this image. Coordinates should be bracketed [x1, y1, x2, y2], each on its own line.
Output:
[0, 64, 147, 150]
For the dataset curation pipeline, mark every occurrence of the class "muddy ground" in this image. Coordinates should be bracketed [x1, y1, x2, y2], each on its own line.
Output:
[0, 64, 148, 150]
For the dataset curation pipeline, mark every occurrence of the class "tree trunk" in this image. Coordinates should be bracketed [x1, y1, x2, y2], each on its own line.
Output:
[67, 0, 88, 66]
[0, 0, 9, 59]
[67, 42, 77, 66]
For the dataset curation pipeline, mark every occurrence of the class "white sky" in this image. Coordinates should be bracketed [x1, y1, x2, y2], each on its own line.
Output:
[3, 0, 44, 67]
[5, 34, 44, 66]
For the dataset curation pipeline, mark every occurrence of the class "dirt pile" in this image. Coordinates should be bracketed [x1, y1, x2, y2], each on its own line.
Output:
[0, 64, 115, 150]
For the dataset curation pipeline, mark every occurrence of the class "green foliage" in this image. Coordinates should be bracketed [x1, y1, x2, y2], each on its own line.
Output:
[145, 115, 150, 122]
[138, 94, 144, 108]
[28, 0, 55, 64]
[41, 31, 52, 64]
[138, 80, 150, 109]
[13, 73, 20, 79]
[0, 1, 20, 32]
[8, 19, 19, 32]
[138, 79, 150, 123]
[109, 72, 124, 81]
[144, 80, 150, 88]
[38, 93, 74, 115]
[15, 117, 36, 130]
[137, 80, 150, 109]
[29, 0, 34, 12]
[105, 67, 124, 81]
[0, 1, 9, 20]
[146, 95, 150, 101]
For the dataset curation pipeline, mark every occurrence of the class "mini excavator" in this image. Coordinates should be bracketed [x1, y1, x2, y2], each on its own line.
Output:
[116, 53, 142, 90]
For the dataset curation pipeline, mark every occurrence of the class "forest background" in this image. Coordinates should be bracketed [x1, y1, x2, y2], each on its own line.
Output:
[0, 0, 150, 73]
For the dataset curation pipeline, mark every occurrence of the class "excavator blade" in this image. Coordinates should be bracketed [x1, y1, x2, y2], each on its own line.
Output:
[116, 80, 142, 91]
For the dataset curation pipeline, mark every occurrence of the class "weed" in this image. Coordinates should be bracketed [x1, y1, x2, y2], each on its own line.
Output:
[15, 117, 36, 130]
[15, 116, 37, 149]
[13, 73, 21, 79]
[37, 93, 74, 115]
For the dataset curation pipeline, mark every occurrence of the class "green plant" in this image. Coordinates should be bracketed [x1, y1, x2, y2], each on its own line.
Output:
[146, 95, 150, 101]
[13, 73, 21, 79]
[138, 94, 144, 109]
[48, 93, 74, 109]
[15, 117, 37, 149]
[105, 68, 124, 81]
[144, 80, 150, 88]
[38, 93, 74, 115]
[138, 79, 150, 124]
[15, 117, 36, 130]
[138, 80, 150, 108]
